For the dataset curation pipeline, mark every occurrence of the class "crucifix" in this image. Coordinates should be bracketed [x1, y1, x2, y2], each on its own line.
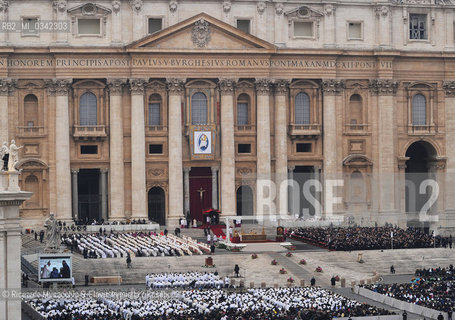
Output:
[197, 187, 206, 201]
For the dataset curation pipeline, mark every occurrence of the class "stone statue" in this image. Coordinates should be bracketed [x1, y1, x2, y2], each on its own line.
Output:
[0, 141, 8, 171]
[44, 213, 61, 252]
[7, 140, 22, 172]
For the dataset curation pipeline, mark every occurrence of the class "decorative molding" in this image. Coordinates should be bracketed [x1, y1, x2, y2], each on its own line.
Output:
[321, 79, 345, 95]
[257, 1, 266, 15]
[129, 78, 147, 95]
[274, 79, 290, 95]
[0, 0, 8, 12]
[192, 19, 211, 48]
[166, 78, 185, 95]
[275, 3, 284, 15]
[148, 168, 165, 177]
[374, 5, 389, 17]
[218, 78, 237, 95]
[255, 78, 273, 95]
[222, 0, 231, 13]
[71, 168, 79, 174]
[112, 0, 121, 14]
[53, 0, 66, 13]
[169, 0, 178, 13]
[237, 167, 253, 176]
[368, 79, 399, 95]
[147, 181, 168, 192]
[147, 80, 166, 92]
[0, 78, 16, 96]
[44, 79, 72, 96]
[107, 78, 127, 96]
[129, 0, 142, 14]
[443, 81, 455, 96]
[100, 168, 109, 174]
[324, 4, 335, 16]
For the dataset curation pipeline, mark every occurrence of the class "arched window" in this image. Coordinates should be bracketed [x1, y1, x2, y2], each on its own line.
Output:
[237, 94, 250, 125]
[349, 94, 363, 125]
[24, 94, 38, 127]
[25, 174, 39, 207]
[191, 92, 208, 125]
[148, 94, 162, 126]
[350, 171, 366, 203]
[295, 92, 310, 125]
[79, 92, 97, 126]
[412, 94, 426, 125]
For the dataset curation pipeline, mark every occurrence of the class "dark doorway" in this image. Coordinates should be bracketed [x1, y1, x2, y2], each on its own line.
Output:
[405, 141, 437, 232]
[148, 187, 165, 225]
[78, 169, 101, 223]
[292, 166, 316, 218]
[236, 185, 253, 216]
[189, 167, 212, 222]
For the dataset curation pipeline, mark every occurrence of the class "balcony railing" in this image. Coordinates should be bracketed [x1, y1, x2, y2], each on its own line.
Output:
[288, 123, 321, 138]
[73, 125, 107, 139]
[147, 125, 168, 132]
[16, 126, 46, 136]
[235, 124, 256, 131]
[407, 124, 438, 135]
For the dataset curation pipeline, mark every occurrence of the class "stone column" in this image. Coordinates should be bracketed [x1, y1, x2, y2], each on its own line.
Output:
[53, 79, 72, 220]
[288, 165, 295, 216]
[53, 0, 68, 44]
[323, 5, 336, 47]
[100, 168, 108, 222]
[322, 80, 344, 177]
[219, 79, 236, 216]
[443, 81, 455, 230]
[130, 0, 144, 40]
[0, 79, 15, 143]
[129, 79, 147, 219]
[107, 79, 126, 220]
[375, 6, 390, 47]
[0, 231, 4, 317]
[111, 1, 122, 44]
[0, 1, 8, 43]
[71, 169, 79, 221]
[274, 80, 290, 216]
[183, 167, 190, 216]
[167, 78, 185, 226]
[314, 165, 322, 216]
[274, 4, 285, 46]
[369, 80, 399, 219]
[211, 166, 219, 209]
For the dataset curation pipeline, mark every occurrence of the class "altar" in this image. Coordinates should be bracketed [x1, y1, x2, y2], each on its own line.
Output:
[239, 226, 267, 242]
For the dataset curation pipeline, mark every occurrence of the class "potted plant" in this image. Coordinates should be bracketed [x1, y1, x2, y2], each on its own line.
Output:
[335, 275, 340, 282]
[251, 253, 258, 259]
[286, 252, 293, 257]
[315, 266, 323, 273]
[299, 259, 306, 265]
[271, 259, 278, 265]
[279, 268, 287, 274]
[287, 277, 295, 283]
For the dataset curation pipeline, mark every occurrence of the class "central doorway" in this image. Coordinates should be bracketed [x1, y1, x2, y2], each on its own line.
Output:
[148, 187, 165, 225]
[78, 169, 101, 223]
[189, 167, 212, 222]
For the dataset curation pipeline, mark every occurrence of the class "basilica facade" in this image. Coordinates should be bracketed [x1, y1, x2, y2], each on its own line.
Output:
[2, 0, 455, 232]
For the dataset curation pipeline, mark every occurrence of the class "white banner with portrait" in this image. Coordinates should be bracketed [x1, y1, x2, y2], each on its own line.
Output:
[194, 131, 212, 154]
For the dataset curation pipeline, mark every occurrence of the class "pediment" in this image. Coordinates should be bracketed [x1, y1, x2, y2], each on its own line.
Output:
[67, 3, 111, 15]
[285, 6, 323, 19]
[127, 13, 276, 53]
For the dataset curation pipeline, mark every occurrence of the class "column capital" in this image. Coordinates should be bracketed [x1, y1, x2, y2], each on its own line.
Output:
[44, 78, 72, 96]
[321, 79, 345, 95]
[273, 79, 291, 96]
[166, 78, 186, 95]
[107, 78, 127, 96]
[368, 79, 399, 95]
[287, 165, 295, 171]
[255, 78, 273, 96]
[443, 81, 455, 97]
[183, 167, 191, 173]
[100, 168, 109, 174]
[129, 78, 147, 95]
[218, 78, 237, 96]
[0, 78, 16, 96]
[71, 168, 79, 174]
[211, 166, 220, 173]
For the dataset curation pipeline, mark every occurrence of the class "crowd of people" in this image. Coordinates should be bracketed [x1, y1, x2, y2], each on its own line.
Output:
[146, 272, 228, 289]
[364, 265, 455, 314]
[287, 226, 449, 251]
[61, 232, 210, 259]
[25, 287, 394, 319]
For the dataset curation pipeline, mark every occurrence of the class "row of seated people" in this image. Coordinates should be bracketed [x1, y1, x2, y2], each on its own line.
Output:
[145, 272, 230, 289]
[287, 226, 440, 251]
[61, 232, 209, 259]
[364, 265, 455, 314]
[25, 286, 394, 320]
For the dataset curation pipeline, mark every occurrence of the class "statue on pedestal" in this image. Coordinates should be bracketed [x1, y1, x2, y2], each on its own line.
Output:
[44, 213, 61, 252]
[7, 140, 22, 172]
[0, 141, 8, 171]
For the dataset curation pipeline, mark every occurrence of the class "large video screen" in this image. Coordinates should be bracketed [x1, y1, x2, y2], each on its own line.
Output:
[38, 254, 72, 282]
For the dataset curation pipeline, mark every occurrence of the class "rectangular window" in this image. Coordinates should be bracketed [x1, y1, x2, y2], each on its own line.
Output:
[237, 20, 250, 34]
[78, 19, 101, 35]
[238, 144, 251, 154]
[80, 145, 98, 154]
[409, 14, 427, 40]
[22, 18, 38, 36]
[149, 144, 163, 154]
[148, 18, 162, 34]
[348, 22, 362, 40]
[294, 21, 313, 38]
[149, 103, 161, 126]
[27, 121, 34, 127]
[237, 102, 248, 125]
[296, 143, 312, 153]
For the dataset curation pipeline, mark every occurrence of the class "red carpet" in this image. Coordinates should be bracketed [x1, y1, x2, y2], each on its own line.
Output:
[210, 225, 226, 238]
